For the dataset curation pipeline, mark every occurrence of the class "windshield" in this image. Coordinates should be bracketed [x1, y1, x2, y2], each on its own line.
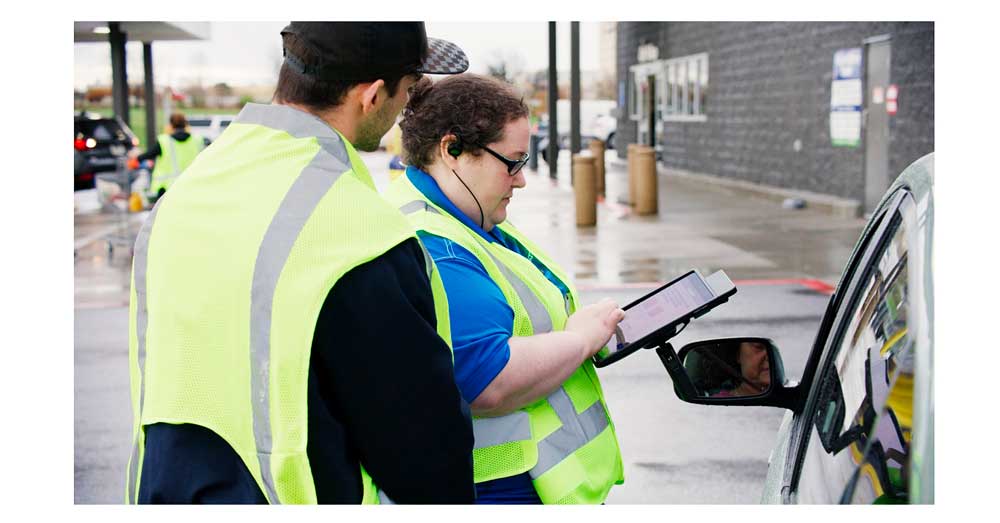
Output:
[75, 119, 129, 143]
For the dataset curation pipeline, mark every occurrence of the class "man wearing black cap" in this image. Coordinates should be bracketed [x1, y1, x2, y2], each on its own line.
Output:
[126, 22, 475, 504]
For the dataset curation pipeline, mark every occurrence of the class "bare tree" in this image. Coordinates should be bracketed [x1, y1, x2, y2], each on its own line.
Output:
[594, 73, 617, 100]
[212, 82, 234, 97]
[486, 50, 526, 84]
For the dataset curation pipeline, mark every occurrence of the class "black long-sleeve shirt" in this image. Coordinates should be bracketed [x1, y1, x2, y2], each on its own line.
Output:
[138, 238, 476, 504]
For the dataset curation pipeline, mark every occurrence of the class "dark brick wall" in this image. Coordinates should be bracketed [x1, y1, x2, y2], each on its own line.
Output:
[616, 22, 934, 202]
[889, 22, 934, 178]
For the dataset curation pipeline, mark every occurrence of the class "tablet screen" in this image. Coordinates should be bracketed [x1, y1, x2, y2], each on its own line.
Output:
[612, 272, 715, 352]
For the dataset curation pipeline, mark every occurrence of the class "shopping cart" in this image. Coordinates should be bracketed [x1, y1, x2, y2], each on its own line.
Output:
[96, 156, 151, 258]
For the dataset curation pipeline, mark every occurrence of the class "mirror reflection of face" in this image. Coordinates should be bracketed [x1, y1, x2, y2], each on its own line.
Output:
[738, 342, 770, 390]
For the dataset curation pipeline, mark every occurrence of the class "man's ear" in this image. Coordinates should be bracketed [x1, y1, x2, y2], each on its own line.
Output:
[358, 79, 386, 115]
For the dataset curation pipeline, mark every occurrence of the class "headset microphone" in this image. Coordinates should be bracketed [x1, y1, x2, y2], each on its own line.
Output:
[446, 134, 485, 229]
[451, 169, 485, 230]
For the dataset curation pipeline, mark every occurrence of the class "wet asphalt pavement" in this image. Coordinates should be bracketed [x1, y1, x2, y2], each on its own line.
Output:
[74, 150, 863, 503]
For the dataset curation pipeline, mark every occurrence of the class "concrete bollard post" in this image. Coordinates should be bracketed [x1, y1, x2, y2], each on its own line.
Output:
[528, 134, 540, 171]
[573, 154, 597, 226]
[588, 139, 606, 197]
[627, 143, 638, 206]
[634, 145, 658, 215]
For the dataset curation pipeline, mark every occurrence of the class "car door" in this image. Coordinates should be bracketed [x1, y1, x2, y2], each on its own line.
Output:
[782, 187, 923, 504]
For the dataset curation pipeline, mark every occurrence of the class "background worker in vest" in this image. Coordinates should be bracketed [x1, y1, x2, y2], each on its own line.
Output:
[135, 112, 209, 202]
[127, 22, 475, 504]
[385, 74, 626, 504]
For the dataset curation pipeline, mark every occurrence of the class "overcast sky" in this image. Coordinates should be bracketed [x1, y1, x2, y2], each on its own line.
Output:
[73, 22, 605, 90]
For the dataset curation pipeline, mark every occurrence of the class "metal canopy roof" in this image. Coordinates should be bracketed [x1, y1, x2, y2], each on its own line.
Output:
[74, 22, 210, 43]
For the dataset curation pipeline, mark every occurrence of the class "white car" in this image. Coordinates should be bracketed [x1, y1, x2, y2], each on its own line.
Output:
[662, 153, 934, 504]
[186, 114, 235, 142]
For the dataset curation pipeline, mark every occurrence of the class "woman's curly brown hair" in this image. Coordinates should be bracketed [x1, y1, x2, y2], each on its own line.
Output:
[400, 74, 529, 170]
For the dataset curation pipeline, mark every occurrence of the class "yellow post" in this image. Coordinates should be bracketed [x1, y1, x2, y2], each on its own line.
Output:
[627, 143, 638, 206]
[635, 145, 658, 215]
[573, 154, 597, 226]
[387, 122, 405, 180]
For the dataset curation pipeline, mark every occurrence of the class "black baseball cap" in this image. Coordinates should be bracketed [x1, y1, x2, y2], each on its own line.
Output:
[280, 22, 469, 82]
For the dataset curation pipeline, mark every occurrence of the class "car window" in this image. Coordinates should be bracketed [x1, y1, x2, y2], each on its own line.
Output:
[219, 119, 232, 128]
[796, 194, 916, 504]
[76, 119, 125, 142]
[187, 118, 213, 127]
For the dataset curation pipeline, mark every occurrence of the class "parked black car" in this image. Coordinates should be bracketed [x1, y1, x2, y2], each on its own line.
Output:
[535, 129, 600, 165]
[74, 112, 139, 191]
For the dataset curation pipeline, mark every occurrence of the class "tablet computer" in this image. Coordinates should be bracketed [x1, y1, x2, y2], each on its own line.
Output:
[592, 269, 736, 368]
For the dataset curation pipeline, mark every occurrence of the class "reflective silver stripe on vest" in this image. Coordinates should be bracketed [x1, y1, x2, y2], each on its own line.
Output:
[235, 103, 351, 166]
[473, 411, 532, 449]
[529, 387, 609, 478]
[419, 243, 434, 280]
[167, 136, 180, 176]
[127, 200, 164, 504]
[246, 105, 354, 503]
[399, 199, 441, 217]
[378, 491, 396, 504]
[482, 249, 553, 334]
[398, 200, 440, 280]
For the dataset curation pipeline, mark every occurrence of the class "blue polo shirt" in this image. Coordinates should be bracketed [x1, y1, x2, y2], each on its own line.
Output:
[404, 166, 571, 504]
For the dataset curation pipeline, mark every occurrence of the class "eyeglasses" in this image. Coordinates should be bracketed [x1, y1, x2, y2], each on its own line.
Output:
[477, 143, 530, 176]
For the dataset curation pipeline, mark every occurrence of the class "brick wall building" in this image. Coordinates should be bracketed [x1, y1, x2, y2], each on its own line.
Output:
[615, 22, 933, 210]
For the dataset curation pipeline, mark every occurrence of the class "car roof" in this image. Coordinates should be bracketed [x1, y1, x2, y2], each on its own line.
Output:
[186, 114, 236, 121]
[842, 153, 934, 273]
[75, 111, 112, 121]
[889, 152, 933, 206]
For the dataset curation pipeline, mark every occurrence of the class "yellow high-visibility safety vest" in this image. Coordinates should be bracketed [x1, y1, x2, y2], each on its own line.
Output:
[383, 174, 624, 504]
[149, 132, 206, 194]
[126, 104, 451, 504]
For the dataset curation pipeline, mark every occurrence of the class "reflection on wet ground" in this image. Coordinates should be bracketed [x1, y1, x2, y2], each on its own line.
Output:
[74, 192, 144, 309]
[507, 154, 865, 288]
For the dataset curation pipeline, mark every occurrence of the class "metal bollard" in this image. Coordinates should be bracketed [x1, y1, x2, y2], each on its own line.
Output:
[528, 134, 540, 171]
[573, 154, 597, 226]
[635, 145, 658, 215]
[627, 143, 638, 206]
[588, 139, 606, 197]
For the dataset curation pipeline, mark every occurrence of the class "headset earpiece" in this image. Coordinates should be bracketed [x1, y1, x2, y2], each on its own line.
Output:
[447, 136, 463, 158]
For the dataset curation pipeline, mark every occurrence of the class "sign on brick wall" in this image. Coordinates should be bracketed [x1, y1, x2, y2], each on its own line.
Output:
[830, 48, 863, 147]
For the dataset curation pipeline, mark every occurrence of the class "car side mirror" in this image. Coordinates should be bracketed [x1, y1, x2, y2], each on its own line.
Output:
[656, 337, 800, 410]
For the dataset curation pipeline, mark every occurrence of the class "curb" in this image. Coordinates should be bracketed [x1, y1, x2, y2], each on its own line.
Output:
[606, 158, 861, 218]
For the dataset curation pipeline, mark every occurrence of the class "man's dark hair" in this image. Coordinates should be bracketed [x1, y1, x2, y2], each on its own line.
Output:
[400, 74, 529, 170]
[169, 113, 187, 130]
[272, 32, 408, 111]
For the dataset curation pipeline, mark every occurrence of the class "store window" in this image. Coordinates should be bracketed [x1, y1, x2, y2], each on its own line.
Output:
[663, 53, 708, 121]
[665, 63, 676, 116]
[699, 57, 709, 115]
